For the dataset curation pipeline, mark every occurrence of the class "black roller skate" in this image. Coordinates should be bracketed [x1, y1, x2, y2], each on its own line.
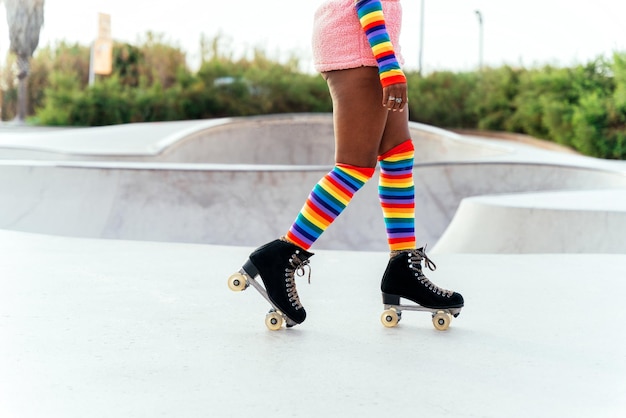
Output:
[228, 238, 313, 330]
[380, 247, 464, 330]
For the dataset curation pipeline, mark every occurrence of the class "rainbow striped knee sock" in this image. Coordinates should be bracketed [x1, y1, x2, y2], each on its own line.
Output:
[285, 163, 375, 250]
[378, 140, 416, 251]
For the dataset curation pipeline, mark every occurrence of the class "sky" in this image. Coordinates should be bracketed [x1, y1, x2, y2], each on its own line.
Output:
[0, 0, 625, 74]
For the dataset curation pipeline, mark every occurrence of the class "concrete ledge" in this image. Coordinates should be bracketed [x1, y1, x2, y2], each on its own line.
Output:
[0, 114, 508, 163]
[433, 189, 626, 253]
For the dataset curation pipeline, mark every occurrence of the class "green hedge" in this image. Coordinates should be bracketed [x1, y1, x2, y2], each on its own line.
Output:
[3, 37, 626, 159]
[405, 56, 626, 159]
[29, 46, 332, 126]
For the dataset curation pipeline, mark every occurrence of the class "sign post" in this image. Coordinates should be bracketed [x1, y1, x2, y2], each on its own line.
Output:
[89, 13, 113, 85]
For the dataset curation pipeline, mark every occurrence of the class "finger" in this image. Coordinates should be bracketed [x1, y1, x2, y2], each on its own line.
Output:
[388, 89, 402, 110]
[386, 95, 396, 110]
[385, 95, 394, 110]
[399, 96, 408, 112]
[383, 91, 391, 107]
[388, 94, 403, 111]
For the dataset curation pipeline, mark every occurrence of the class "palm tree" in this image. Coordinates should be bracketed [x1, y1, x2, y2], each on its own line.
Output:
[4, 0, 45, 123]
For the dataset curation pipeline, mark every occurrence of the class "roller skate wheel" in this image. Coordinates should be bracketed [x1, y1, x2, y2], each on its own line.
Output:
[265, 311, 283, 331]
[227, 273, 247, 292]
[432, 311, 452, 331]
[381, 308, 399, 328]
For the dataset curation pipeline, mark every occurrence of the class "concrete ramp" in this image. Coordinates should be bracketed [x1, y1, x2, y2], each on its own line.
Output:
[0, 114, 505, 163]
[1, 114, 626, 251]
[1, 160, 625, 251]
[433, 189, 626, 253]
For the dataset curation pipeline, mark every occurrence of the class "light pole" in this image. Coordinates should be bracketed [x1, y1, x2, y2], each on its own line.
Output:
[418, 0, 425, 76]
[475, 10, 484, 70]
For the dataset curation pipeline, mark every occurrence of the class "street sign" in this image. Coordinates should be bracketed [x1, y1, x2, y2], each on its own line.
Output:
[92, 13, 112, 76]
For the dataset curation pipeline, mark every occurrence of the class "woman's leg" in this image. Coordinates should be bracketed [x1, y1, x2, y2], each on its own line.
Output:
[327, 66, 416, 251]
[377, 108, 416, 251]
[285, 66, 396, 250]
[326, 66, 409, 167]
[378, 139, 416, 251]
[373, 83, 465, 313]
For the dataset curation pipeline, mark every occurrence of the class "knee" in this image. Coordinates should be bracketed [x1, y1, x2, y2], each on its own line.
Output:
[378, 139, 414, 161]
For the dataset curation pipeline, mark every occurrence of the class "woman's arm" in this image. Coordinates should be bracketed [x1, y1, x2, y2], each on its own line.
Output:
[354, 0, 407, 88]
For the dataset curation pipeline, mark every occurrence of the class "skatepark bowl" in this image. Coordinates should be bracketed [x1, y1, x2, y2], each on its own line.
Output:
[1, 113, 626, 253]
[1, 114, 625, 417]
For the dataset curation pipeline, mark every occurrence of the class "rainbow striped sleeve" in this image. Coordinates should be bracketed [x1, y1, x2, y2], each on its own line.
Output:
[355, 0, 406, 87]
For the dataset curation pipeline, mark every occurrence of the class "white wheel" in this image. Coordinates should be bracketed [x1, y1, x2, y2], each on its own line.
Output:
[227, 273, 247, 292]
[265, 311, 283, 331]
[432, 311, 452, 331]
[381, 308, 399, 328]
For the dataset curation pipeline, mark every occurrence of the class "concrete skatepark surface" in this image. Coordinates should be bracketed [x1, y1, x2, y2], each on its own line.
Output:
[1, 115, 626, 417]
[1, 229, 625, 418]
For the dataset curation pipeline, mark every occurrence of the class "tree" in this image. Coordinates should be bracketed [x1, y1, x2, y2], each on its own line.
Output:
[4, 0, 45, 123]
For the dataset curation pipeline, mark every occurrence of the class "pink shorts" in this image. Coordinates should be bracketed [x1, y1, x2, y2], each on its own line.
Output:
[312, 0, 404, 73]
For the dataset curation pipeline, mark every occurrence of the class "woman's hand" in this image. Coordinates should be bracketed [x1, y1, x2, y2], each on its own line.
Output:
[382, 82, 408, 112]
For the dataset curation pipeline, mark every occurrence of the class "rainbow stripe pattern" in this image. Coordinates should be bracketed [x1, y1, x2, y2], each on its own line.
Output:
[355, 0, 407, 87]
[378, 140, 416, 251]
[285, 164, 375, 250]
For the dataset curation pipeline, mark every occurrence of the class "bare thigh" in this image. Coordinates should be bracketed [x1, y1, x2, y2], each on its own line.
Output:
[324, 67, 411, 167]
